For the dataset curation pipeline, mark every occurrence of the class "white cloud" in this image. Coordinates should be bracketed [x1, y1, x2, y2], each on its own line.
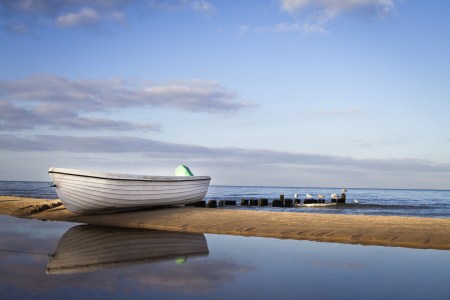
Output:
[0, 99, 161, 132]
[301, 22, 330, 34]
[0, 99, 40, 130]
[0, 74, 256, 131]
[0, 0, 215, 33]
[1, 134, 449, 176]
[111, 10, 126, 23]
[55, 7, 102, 28]
[52, 117, 161, 131]
[246, 0, 398, 36]
[240, 21, 329, 36]
[270, 21, 328, 34]
[309, 109, 326, 115]
[280, 0, 395, 20]
[4, 20, 28, 34]
[190, 0, 216, 14]
[147, 0, 216, 14]
[0, 0, 136, 32]
[1, 134, 449, 188]
[0, 74, 255, 112]
[238, 25, 249, 36]
[238, 1, 397, 37]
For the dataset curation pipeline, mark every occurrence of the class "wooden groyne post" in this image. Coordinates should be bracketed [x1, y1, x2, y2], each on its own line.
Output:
[285, 199, 293, 207]
[249, 199, 258, 206]
[207, 200, 217, 208]
[337, 193, 346, 203]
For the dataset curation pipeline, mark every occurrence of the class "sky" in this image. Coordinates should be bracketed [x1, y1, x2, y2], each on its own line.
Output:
[0, 0, 449, 189]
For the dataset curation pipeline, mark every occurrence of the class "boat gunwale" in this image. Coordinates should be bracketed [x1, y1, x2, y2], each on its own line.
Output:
[49, 168, 211, 182]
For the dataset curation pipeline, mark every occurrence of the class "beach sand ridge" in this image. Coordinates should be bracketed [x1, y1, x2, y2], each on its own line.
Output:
[1, 196, 450, 250]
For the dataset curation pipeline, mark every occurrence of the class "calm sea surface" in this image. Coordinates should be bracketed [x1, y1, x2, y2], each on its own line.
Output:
[1, 181, 449, 218]
[1, 181, 450, 299]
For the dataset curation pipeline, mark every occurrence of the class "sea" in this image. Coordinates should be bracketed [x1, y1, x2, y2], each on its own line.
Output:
[1, 180, 450, 299]
[1, 181, 449, 218]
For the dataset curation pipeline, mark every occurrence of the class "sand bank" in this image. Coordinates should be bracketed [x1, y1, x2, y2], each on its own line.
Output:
[1, 196, 450, 250]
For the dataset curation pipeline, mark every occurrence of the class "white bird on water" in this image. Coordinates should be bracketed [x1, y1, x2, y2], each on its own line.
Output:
[318, 194, 325, 199]
[306, 194, 312, 199]
[342, 189, 347, 192]
[295, 194, 298, 198]
[354, 199, 359, 203]
[331, 193, 338, 199]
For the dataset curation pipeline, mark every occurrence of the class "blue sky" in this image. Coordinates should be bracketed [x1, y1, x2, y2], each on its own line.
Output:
[1, 0, 449, 189]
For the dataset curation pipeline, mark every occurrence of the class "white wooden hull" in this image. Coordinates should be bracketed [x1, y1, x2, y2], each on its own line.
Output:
[49, 168, 211, 214]
[46, 225, 209, 274]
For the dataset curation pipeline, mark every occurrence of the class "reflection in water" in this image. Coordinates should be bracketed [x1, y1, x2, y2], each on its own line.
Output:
[1, 213, 450, 299]
[46, 225, 209, 274]
[0, 218, 255, 294]
[44, 225, 256, 293]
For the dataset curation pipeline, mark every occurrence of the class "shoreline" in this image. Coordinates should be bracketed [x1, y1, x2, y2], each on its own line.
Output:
[1, 196, 450, 250]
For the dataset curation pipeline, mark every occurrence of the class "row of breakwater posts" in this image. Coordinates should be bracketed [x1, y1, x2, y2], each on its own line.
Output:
[186, 193, 346, 208]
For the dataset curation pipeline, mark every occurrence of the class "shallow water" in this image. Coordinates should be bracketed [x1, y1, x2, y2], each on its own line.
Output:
[2, 181, 449, 218]
[0, 214, 449, 300]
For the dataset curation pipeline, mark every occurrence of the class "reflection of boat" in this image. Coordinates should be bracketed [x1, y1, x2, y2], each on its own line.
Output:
[46, 225, 209, 274]
[48, 168, 211, 214]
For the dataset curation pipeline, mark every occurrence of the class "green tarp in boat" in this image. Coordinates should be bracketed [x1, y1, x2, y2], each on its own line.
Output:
[175, 165, 194, 176]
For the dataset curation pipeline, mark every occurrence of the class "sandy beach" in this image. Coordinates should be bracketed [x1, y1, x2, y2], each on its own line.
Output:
[1, 195, 450, 250]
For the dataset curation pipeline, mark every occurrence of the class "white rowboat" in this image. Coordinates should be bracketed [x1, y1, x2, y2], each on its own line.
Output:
[49, 167, 211, 214]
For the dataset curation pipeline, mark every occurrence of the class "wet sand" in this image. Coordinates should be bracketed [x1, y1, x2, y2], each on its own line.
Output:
[1, 196, 450, 250]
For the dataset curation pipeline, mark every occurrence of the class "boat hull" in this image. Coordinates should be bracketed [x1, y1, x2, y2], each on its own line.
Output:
[49, 168, 211, 214]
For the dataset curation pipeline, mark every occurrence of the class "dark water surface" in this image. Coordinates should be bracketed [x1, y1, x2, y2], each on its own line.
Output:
[0, 214, 449, 300]
[2, 181, 449, 218]
[0, 181, 59, 200]
[205, 185, 450, 218]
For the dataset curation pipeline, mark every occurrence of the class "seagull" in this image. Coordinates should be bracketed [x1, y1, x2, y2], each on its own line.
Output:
[295, 194, 298, 198]
[318, 194, 325, 199]
[306, 194, 312, 199]
[331, 193, 338, 199]
[342, 189, 347, 192]
[354, 199, 359, 203]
